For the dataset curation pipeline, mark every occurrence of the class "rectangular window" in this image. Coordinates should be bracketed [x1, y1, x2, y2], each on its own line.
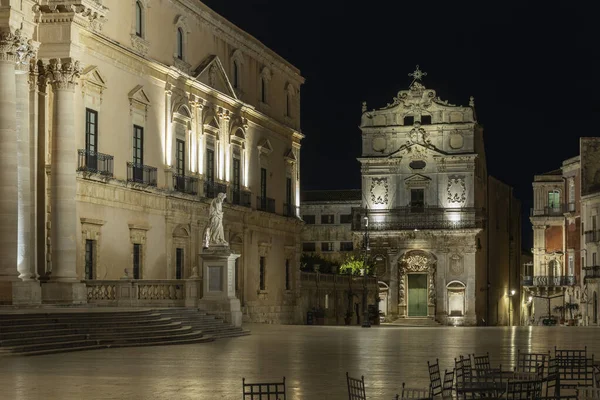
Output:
[404, 116, 414, 125]
[206, 149, 214, 182]
[176, 248, 183, 280]
[233, 158, 241, 192]
[321, 242, 334, 252]
[85, 109, 98, 171]
[568, 254, 574, 277]
[303, 215, 315, 224]
[285, 259, 290, 291]
[176, 139, 185, 176]
[411, 188, 425, 212]
[259, 256, 266, 291]
[133, 243, 141, 279]
[133, 125, 144, 183]
[340, 242, 354, 251]
[340, 214, 353, 224]
[85, 239, 95, 280]
[321, 215, 334, 224]
[548, 191, 560, 209]
[260, 168, 267, 199]
[302, 242, 316, 252]
[420, 115, 432, 125]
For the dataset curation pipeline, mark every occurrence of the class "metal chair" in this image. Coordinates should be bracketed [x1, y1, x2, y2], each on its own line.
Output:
[578, 387, 600, 399]
[427, 358, 442, 397]
[515, 349, 549, 376]
[442, 369, 454, 399]
[395, 382, 432, 400]
[346, 372, 366, 400]
[505, 378, 543, 400]
[242, 376, 286, 400]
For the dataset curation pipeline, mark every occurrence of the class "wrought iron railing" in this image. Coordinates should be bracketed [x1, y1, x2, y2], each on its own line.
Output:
[173, 173, 198, 195]
[585, 230, 600, 244]
[522, 275, 576, 286]
[584, 266, 600, 281]
[530, 205, 567, 217]
[77, 149, 114, 177]
[126, 162, 157, 186]
[231, 188, 252, 207]
[350, 206, 482, 231]
[283, 203, 298, 217]
[204, 180, 227, 199]
[257, 196, 276, 213]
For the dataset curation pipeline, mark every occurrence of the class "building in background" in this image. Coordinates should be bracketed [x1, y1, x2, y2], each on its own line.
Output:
[0, 0, 304, 323]
[300, 68, 522, 326]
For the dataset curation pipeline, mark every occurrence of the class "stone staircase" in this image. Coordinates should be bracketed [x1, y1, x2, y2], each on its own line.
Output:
[0, 308, 250, 356]
[386, 317, 443, 327]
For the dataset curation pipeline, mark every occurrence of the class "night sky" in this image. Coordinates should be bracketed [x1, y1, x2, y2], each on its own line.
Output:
[202, 1, 597, 249]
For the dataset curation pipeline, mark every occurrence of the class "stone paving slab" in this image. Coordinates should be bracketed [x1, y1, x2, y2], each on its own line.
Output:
[0, 323, 598, 399]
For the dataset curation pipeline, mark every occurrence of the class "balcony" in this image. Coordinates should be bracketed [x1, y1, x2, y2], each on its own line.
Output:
[585, 230, 600, 244]
[257, 196, 275, 213]
[231, 188, 251, 208]
[204, 180, 227, 199]
[521, 275, 576, 287]
[126, 162, 157, 186]
[584, 266, 600, 282]
[172, 174, 198, 195]
[283, 203, 298, 217]
[530, 205, 568, 217]
[77, 149, 114, 177]
[350, 206, 482, 231]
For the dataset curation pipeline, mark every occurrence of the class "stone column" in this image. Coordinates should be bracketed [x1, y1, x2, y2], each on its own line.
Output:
[388, 251, 399, 316]
[41, 58, 86, 304]
[164, 85, 173, 189]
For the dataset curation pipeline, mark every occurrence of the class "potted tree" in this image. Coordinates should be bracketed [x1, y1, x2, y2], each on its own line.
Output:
[553, 305, 565, 325]
[565, 302, 579, 326]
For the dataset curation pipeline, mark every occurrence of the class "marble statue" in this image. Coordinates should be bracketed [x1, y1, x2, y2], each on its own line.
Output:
[203, 192, 228, 248]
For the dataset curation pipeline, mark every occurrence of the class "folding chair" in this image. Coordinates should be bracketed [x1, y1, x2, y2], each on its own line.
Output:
[242, 377, 286, 400]
[578, 387, 600, 399]
[428, 358, 442, 397]
[346, 372, 366, 400]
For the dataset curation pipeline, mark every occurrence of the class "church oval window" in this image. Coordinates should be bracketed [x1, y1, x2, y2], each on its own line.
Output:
[409, 160, 426, 170]
[372, 137, 386, 152]
[449, 132, 464, 149]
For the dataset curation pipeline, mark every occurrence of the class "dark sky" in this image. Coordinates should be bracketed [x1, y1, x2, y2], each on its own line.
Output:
[202, 1, 597, 249]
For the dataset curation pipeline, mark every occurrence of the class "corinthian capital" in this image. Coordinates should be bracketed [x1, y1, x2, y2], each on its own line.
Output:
[43, 58, 82, 91]
[0, 29, 32, 64]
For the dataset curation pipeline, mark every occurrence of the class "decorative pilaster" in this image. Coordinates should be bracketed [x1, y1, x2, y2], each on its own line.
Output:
[41, 58, 86, 304]
[164, 84, 173, 189]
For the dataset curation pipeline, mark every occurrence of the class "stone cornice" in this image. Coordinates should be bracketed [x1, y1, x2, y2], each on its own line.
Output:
[174, 0, 304, 85]
[35, 0, 109, 31]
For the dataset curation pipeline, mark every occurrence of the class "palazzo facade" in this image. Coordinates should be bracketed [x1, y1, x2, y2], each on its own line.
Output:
[0, 0, 305, 323]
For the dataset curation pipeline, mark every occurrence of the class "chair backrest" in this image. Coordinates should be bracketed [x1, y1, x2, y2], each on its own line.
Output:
[460, 354, 472, 381]
[555, 345, 587, 360]
[544, 357, 559, 398]
[399, 382, 432, 400]
[454, 357, 465, 383]
[556, 354, 595, 388]
[516, 350, 549, 376]
[473, 352, 491, 372]
[346, 372, 366, 400]
[442, 369, 454, 398]
[242, 377, 286, 400]
[428, 358, 442, 396]
[578, 387, 600, 399]
[505, 379, 543, 400]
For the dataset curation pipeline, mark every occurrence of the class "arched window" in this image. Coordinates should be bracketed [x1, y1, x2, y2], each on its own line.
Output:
[260, 78, 266, 103]
[176, 27, 184, 60]
[286, 92, 291, 117]
[233, 60, 239, 89]
[135, 1, 143, 37]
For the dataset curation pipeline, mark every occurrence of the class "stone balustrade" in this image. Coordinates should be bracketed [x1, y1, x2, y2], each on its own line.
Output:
[85, 279, 202, 307]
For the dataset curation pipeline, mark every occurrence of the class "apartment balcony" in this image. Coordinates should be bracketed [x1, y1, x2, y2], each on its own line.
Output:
[530, 205, 568, 217]
[172, 173, 198, 195]
[584, 266, 600, 282]
[231, 188, 251, 208]
[283, 203, 299, 218]
[350, 206, 482, 231]
[126, 162, 157, 186]
[521, 275, 576, 287]
[257, 196, 275, 213]
[204, 180, 227, 199]
[77, 149, 114, 177]
[584, 230, 600, 244]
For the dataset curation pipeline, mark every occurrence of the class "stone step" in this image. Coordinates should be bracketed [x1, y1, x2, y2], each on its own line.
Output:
[0, 310, 154, 319]
[0, 320, 182, 337]
[0, 312, 164, 325]
[0, 333, 89, 347]
[0, 317, 177, 332]
[88, 326, 196, 340]
[13, 345, 107, 357]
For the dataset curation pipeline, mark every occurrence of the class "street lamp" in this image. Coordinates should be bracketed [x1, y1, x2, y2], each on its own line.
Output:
[508, 289, 516, 326]
[362, 214, 371, 328]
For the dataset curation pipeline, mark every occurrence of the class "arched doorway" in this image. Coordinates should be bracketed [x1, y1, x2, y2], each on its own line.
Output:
[399, 250, 437, 318]
[446, 281, 466, 316]
[378, 281, 390, 316]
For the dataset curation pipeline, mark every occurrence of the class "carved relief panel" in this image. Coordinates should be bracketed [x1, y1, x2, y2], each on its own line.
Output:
[448, 253, 464, 276]
[370, 178, 388, 205]
[447, 177, 466, 205]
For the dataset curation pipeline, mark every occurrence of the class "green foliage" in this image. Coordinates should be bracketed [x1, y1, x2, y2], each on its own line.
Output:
[339, 255, 374, 276]
[300, 253, 339, 273]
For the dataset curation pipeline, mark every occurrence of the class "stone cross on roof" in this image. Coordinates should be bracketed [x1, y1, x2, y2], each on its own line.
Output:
[408, 65, 427, 84]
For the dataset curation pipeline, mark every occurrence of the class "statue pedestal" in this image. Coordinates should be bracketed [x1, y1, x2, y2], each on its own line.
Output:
[199, 246, 242, 327]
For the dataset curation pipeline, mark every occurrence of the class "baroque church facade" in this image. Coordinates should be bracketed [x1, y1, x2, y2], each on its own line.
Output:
[0, 0, 305, 323]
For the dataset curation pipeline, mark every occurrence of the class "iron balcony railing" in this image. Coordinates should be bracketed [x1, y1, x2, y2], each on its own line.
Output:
[585, 230, 600, 244]
[521, 275, 576, 287]
[283, 203, 298, 217]
[126, 162, 157, 186]
[231, 188, 252, 208]
[257, 196, 276, 213]
[350, 206, 482, 231]
[204, 180, 227, 199]
[584, 266, 600, 281]
[173, 173, 198, 195]
[530, 205, 567, 217]
[77, 149, 114, 177]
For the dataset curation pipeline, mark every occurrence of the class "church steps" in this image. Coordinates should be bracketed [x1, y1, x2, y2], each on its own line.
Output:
[0, 318, 175, 332]
[0, 313, 165, 326]
[0, 334, 89, 347]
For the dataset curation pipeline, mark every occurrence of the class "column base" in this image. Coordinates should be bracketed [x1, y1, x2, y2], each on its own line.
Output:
[0, 280, 42, 305]
[42, 281, 87, 304]
[199, 298, 242, 327]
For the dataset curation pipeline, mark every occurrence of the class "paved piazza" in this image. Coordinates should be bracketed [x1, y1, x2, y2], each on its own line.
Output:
[1, 324, 599, 399]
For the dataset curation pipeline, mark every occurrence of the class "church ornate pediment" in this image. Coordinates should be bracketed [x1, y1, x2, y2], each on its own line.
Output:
[257, 138, 273, 155]
[193, 55, 237, 100]
[284, 148, 297, 164]
[404, 173, 431, 188]
[81, 65, 107, 103]
[389, 143, 446, 160]
[128, 85, 151, 118]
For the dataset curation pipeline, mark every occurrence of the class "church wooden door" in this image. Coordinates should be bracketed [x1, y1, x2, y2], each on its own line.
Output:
[408, 273, 428, 317]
